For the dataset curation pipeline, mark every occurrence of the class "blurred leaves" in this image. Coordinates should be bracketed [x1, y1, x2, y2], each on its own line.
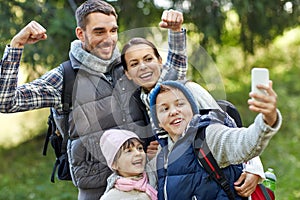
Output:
[169, 0, 299, 55]
[231, 0, 300, 53]
[1, 0, 299, 73]
[0, 0, 76, 78]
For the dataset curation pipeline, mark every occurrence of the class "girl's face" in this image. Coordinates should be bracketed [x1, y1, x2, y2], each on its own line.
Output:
[156, 88, 193, 142]
[112, 139, 146, 177]
[124, 44, 163, 92]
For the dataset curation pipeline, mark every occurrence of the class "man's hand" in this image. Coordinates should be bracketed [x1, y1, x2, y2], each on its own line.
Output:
[159, 9, 184, 32]
[10, 21, 47, 48]
[234, 172, 260, 197]
[146, 140, 159, 160]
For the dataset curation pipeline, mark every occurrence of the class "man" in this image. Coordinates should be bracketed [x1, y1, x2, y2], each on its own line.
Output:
[0, 0, 186, 199]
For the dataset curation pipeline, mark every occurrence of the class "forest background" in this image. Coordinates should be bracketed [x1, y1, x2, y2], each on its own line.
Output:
[0, 0, 299, 199]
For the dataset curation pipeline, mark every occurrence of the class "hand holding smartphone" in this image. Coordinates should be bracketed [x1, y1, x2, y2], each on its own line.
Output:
[251, 68, 269, 100]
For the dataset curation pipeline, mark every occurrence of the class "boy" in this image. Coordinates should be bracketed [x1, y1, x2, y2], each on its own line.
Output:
[149, 80, 281, 199]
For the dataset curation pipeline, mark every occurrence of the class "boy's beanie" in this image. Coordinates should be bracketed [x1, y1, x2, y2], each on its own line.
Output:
[100, 129, 139, 170]
[149, 80, 199, 129]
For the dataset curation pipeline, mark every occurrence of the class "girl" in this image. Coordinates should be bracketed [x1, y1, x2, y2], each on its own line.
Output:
[100, 129, 157, 200]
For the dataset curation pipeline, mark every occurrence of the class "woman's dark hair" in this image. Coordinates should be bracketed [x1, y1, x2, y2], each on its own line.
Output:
[121, 37, 162, 71]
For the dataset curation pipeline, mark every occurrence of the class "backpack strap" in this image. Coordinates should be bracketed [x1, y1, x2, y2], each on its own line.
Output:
[196, 138, 236, 200]
[61, 60, 76, 113]
[60, 60, 76, 154]
[194, 110, 236, 200]
[42, 108, 56, 156]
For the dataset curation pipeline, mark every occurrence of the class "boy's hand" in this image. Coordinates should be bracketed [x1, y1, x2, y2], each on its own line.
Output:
[159, 9, 183, 32]
[234, 172, 260, 197]
[146, 140, 159, 160]
[248, 81, 278, 127]
[10, 21, 47, 48]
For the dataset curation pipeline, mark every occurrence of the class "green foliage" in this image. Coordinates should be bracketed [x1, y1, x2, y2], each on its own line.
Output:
[0, 0, 76, 78]
[111, 0, 164, 32]
[231, 0, 300, 54]
[1, 0, 299, 74]
[214, 27, 300, 199]
[259, 31, 300, 199]
[0, 135, 77, 200]
[170, 0, 299, 54]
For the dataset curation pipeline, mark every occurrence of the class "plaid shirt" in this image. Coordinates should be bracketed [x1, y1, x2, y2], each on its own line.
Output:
[0, 29, 187, 113]
[0, 47, 63, 112]
[160, 29, 187, 81]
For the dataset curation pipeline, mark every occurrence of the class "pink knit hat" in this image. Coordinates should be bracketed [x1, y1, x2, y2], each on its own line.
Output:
[100, 129, 140, 170]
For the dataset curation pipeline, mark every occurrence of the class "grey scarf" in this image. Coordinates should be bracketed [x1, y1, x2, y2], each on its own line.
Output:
[69, 40, 121, 74]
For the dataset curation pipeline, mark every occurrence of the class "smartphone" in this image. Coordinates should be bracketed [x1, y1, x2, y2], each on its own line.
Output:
[251, 68, 269, 98]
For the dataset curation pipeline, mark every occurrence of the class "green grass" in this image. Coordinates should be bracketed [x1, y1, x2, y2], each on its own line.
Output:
[0, 135, 77, 200]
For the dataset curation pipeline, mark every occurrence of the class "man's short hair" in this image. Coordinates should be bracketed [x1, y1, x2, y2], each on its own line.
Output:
[75, 0, 118, 30]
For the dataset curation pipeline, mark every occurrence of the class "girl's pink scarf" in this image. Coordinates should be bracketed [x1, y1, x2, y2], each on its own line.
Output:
[115, 172, 157, 200]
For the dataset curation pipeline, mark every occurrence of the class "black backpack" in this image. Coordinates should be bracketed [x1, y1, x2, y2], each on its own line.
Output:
[42, 60, 76, 183]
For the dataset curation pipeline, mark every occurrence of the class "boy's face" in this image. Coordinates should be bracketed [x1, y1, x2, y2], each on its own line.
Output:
[112, 140, 146, 177]
[156, 88, 193, 142]
[125, 44, 163, 92]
